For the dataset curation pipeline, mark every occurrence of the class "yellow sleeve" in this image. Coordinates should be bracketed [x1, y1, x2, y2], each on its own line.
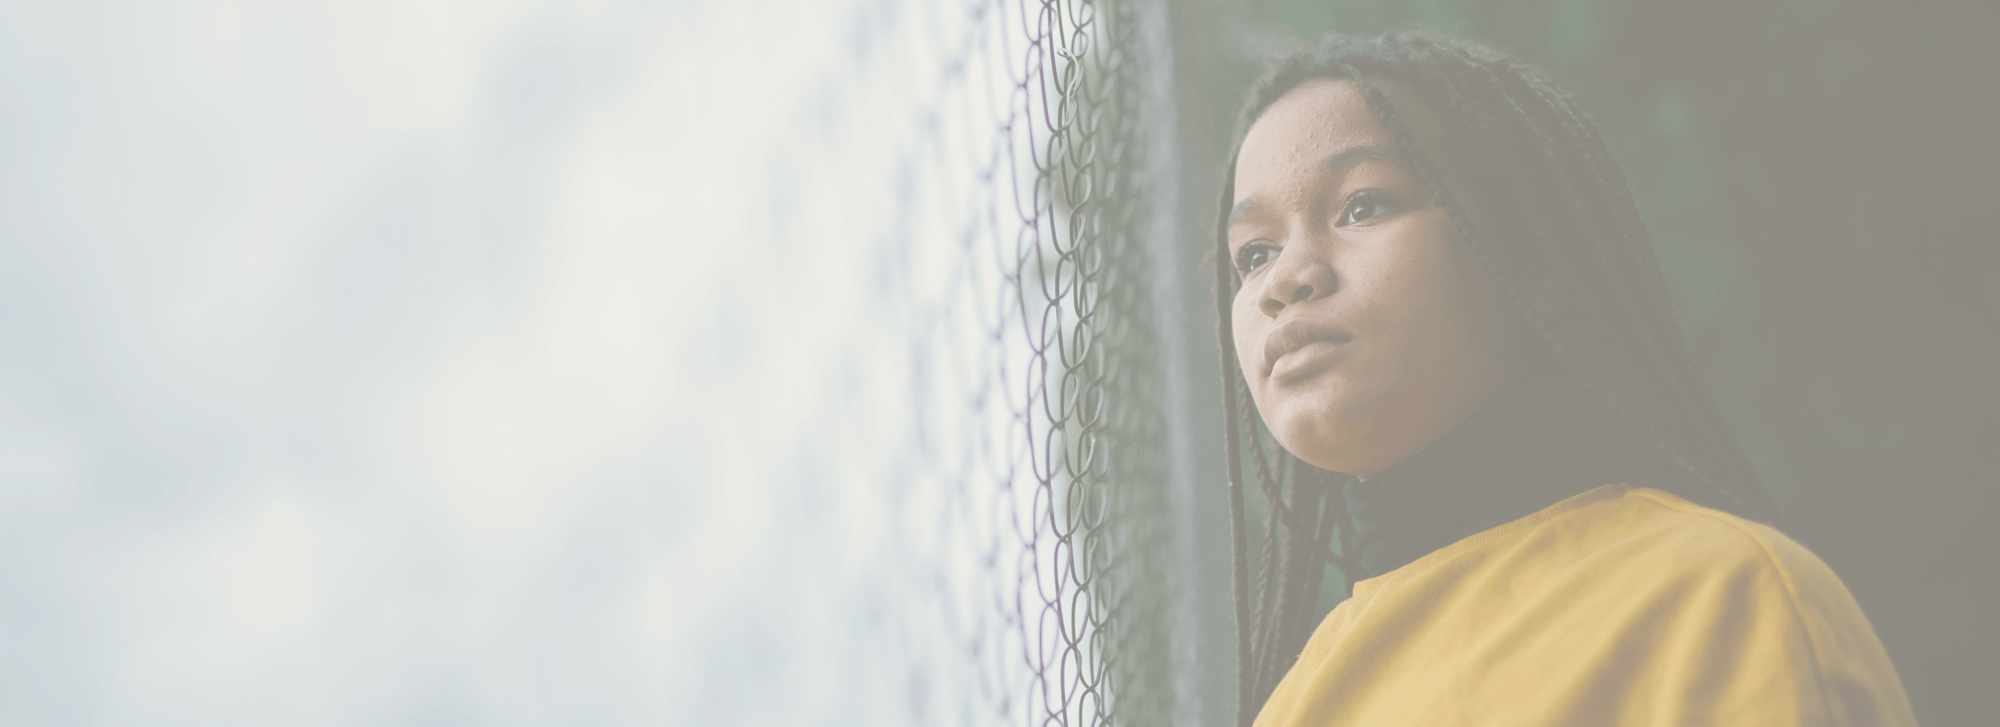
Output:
[1742, 519, 1919, 727]
[1614, 492, 1918, 727]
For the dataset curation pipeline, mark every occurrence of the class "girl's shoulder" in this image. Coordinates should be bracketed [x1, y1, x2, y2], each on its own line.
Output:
[1507, 484, 1861, 617]
[1375, 483, 1808, 591]
[1544, 484, 1917, 727]
[1601, 486, 1844, 592]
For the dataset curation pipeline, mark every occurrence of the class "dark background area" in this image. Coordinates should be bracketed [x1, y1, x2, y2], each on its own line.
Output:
[1165, 1, 2000, 723]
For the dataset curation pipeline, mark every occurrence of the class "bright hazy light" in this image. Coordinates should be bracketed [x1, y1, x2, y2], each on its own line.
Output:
[0, 0, 1048, 723]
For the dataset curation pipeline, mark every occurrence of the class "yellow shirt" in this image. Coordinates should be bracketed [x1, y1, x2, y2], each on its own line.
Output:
[1253, 484, 1917, 727]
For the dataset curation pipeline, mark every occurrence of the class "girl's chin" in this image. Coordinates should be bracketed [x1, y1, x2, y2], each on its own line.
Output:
[1267, 420, 1367, 475]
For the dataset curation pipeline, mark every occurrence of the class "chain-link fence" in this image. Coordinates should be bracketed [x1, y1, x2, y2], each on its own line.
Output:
[877, 0, 1191, 723]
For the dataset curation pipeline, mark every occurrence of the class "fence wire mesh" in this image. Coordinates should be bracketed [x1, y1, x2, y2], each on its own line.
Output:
[896, 0, 1180, 724]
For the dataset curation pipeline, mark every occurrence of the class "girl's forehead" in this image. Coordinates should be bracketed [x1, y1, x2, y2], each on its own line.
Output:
[1234, 77, 1460, 203]
[1239, 79, 1387, 166]
[1232, 80, 1408, 207]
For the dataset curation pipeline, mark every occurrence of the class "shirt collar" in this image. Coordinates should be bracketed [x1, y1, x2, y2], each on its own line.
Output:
[1341, 377, 1663, 579]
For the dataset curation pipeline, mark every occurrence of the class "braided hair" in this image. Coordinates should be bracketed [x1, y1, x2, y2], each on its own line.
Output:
[1211, 33, 1781, 725]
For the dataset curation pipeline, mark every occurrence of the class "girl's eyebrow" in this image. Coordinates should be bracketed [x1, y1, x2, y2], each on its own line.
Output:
[1228, 199, 1261, 228]
[1319, 142, 1398, 173]
[1228, 142, 1401, 228]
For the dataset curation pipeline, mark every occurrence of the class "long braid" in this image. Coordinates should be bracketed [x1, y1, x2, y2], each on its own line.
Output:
[1534, 78, 1780, 521]
[1241, 376, 1286, 687]
[1278, 467, 1334, 675]
[1246, 471, 1288, 706]
[1247, 437, 1286, 701]
[1482, 52, 1775, 520]
[1409, 41, 1757, 518]
[1482, 58, 1751, 512]
[1325, 472, 1357, 599]
[1260, 462, 1323, 704]
[1502, 58, 1770, 519]
[1212, 154, 1258, 727]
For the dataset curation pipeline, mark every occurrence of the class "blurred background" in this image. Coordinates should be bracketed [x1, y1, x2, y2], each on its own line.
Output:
[0, 0, 1992, 725]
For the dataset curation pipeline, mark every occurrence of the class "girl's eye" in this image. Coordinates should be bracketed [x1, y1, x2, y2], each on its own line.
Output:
[1235, 244, 1278, 276]
[1339, 191, 1394, 226]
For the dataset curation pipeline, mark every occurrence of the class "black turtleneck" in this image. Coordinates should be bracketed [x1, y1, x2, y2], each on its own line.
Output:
[1342, 377, 1665, 579]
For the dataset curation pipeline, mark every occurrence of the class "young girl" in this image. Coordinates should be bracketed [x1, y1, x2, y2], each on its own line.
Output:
[1213, 34, 1916, 726]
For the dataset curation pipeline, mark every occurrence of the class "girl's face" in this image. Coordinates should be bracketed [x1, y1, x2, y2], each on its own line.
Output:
[1228, 78, 1531, 479]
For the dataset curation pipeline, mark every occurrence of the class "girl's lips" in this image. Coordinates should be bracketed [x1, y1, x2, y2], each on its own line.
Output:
[1263, 318, 1353, 377]
[1269, 339, 1347, 382]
